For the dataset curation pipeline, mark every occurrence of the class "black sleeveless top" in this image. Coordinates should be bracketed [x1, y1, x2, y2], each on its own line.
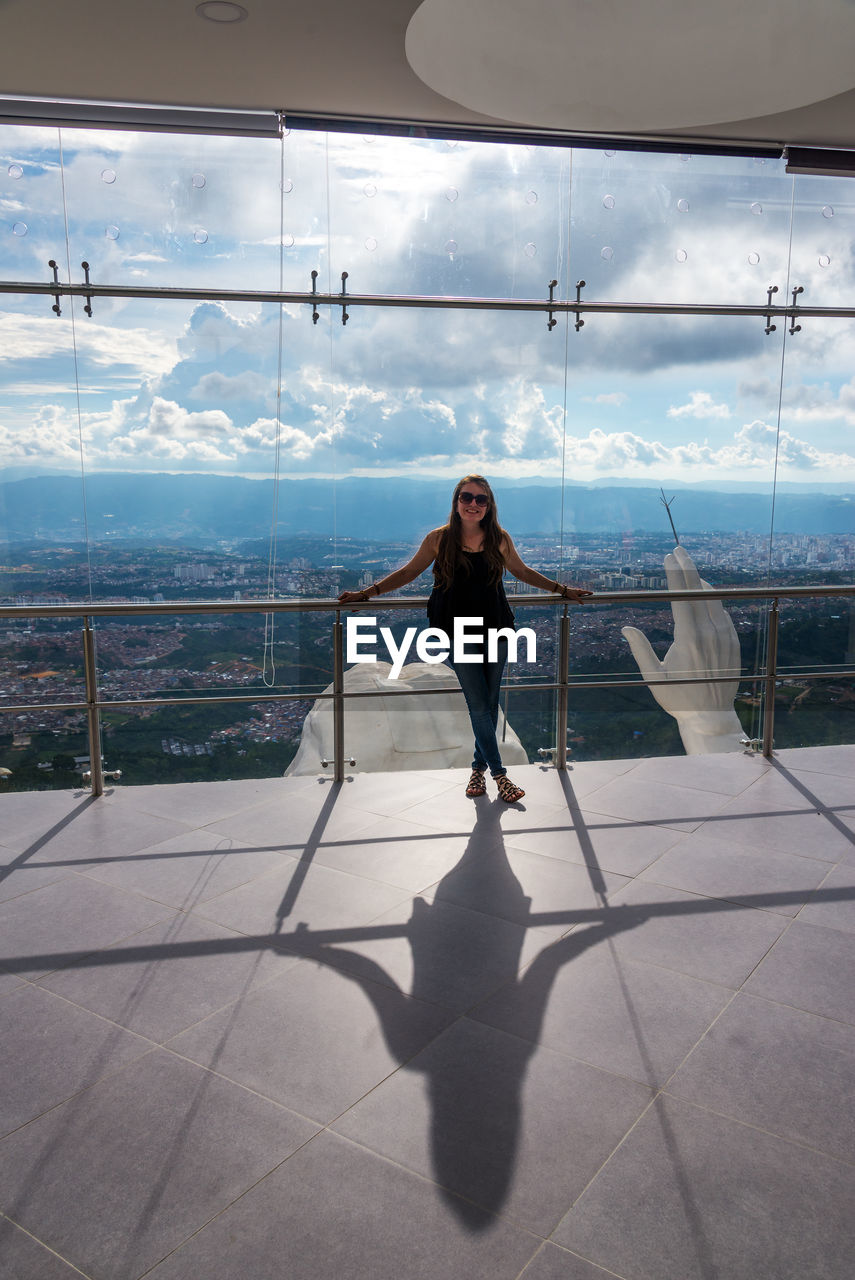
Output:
[426, 551, 515, 632]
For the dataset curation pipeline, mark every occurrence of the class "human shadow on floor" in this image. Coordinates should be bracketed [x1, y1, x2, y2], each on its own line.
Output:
[312, 794, 645, 1229]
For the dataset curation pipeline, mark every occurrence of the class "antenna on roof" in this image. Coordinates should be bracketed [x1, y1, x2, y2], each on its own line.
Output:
[659, 488, 680, 545]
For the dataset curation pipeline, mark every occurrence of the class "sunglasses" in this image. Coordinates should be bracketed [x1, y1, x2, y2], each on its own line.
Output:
[458, 491, 490, 507]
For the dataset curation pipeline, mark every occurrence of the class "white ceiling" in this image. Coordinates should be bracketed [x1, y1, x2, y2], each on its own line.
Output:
[2, 0, 855, 150]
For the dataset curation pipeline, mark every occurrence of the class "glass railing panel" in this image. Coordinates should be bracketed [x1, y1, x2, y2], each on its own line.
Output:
[565, 594, 768, 761]
[93, 606, 332, 784]
[0, 614, 89, 792]
[58, 127, 287, 291]
[771, 594, 855, 749]
[328, 596, 557, 777]
[771, 298, 854, 747]
[325, 131, 572, 300]
[566, 148, 795, 305]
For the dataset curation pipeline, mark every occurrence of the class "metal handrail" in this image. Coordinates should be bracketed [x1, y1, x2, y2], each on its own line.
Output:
[1, 584, 853, 792]
[4, 277, 855, 323]
[2, 582, 853, 620]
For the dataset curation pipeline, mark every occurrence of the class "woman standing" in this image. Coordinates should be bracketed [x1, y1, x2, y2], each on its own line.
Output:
[339, 475, 591, 802]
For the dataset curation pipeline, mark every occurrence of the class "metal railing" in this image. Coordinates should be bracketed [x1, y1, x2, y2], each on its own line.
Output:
[1, 582, 853, 793]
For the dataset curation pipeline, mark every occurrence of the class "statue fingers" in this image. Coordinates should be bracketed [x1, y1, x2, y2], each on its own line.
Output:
[622, 626, 665, 682]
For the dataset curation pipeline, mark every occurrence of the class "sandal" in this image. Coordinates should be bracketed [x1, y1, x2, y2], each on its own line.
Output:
[494, 774, 525, 803]
[465, 769, 487, 797]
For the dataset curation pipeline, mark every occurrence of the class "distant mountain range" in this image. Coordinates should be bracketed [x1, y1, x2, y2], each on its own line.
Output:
[0, 472, 852, 543]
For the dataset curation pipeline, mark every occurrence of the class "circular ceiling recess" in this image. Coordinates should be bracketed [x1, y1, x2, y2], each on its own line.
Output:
[405, 0, 855, 133]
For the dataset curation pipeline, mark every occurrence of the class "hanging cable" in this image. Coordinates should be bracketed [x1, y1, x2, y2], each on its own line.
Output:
[262, 127, 287, 686]
[325, 135, 340, 576]
[58, 129, 94, 606]
[748, 174, 797, 745]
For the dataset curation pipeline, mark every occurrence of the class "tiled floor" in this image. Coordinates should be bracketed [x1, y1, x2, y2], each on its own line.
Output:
[1, 745, 854, 1280]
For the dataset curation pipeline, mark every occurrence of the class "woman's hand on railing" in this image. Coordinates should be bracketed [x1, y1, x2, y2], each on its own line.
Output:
[338, 589, 371, 604]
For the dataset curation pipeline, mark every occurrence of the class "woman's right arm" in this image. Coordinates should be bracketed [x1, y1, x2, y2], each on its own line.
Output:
[338, 529, 441, 603]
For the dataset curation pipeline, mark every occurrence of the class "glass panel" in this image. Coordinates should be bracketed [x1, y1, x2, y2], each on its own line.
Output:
[0, 125, 66, 283]
[567, 148, 795, 304]
[0, 275, 90, 790]
[773, 597, 855, 748]
[325, 132, 572, 300]
[4, 123, 854, 787]
[0, 615, 88, 792]
[59, 127, 287, 291]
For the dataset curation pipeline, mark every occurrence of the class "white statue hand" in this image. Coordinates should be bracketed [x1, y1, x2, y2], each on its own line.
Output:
[621, 545, 744, 753]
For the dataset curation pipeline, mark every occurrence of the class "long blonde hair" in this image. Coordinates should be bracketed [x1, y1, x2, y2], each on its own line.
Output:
[433, 474, 506, 589]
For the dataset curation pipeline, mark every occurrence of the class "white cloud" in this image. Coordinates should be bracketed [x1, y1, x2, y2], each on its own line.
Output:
[558, 420, 855, 478]
[583, 392, 628, 406]
[0, 404, 81, 459]
[0, 313, 177, 375]
[667, 391, 732, 420]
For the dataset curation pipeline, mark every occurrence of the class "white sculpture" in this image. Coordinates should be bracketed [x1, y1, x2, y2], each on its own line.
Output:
[286, 660, 528, 775]
[621, 545, 744, 754]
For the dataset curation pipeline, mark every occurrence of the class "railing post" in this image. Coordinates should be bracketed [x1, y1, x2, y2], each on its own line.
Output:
[762, 599, 779, 759]
[556, 606, 571, 771]
[333, 611, 344, 783]
[82, 617, 104, 796]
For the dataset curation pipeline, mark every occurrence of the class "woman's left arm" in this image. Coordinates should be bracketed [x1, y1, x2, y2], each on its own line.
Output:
[501, 533, 593, 603]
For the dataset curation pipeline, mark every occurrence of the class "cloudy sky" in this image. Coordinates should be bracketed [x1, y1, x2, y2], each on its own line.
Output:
[1, 124, 854, 486]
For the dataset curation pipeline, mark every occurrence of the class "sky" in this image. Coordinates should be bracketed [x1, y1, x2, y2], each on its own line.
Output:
[1, 124, 855, 489]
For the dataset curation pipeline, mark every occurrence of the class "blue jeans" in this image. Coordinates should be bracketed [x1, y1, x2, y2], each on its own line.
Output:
[450, 638, 508, 777]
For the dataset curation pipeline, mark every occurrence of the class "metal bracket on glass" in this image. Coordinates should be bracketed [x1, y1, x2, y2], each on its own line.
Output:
[320, 757, 356, 768]
[764, 284, 778, 334]
[310, 269, 320, 324]
[789, 285, 804, 335]
[81, 261, 94, 317]
[574, 279, 586, 331]
[339, 271, 349, 326]
[546, 279, 558, 330]
[739, 737, 762, 751]
[48, 259, 61, 316]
